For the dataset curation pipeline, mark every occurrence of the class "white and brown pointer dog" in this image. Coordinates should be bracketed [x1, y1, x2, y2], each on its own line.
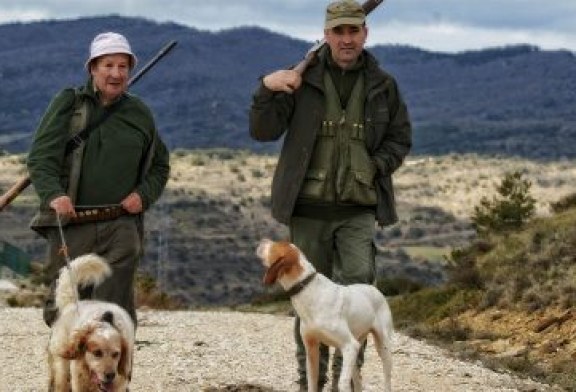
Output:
[256, 239, 393, 392]
[48, 254, 135, 392]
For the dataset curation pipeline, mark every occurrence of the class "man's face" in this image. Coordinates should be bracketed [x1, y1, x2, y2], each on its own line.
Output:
[90, 53, 131, 105]
[324, 24, 368, 69]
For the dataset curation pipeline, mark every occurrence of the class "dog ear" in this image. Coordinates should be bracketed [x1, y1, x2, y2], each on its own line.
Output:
[100, 311, 114, 325]
[263, 257, 292, 285]
[60, 324, 93, 359]
[117, 337, 132, 379]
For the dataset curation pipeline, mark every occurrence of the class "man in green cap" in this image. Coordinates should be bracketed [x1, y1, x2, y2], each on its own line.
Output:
[249, 0, 411, 389]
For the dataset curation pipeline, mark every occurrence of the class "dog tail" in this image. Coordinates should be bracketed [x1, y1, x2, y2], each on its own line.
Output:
[54, 254, 111, 309]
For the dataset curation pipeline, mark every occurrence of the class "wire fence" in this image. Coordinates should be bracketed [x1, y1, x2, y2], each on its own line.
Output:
[0, 240, 30, 277]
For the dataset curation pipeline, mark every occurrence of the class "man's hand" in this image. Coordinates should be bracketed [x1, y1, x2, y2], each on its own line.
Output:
[263, 70, 302, 94]
[49, 195, 77, 217]
[121, 192, 143, 214]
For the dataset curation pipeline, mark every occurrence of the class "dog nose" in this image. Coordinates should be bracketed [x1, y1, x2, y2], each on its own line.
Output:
[256, 239, 270, 258]
[105, 372, 116, 382]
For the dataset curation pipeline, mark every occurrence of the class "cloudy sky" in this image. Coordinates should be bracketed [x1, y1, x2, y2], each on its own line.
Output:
[1, 0, 576, 53]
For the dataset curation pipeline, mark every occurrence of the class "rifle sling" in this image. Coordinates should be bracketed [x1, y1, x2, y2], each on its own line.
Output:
[64, 95, 127, 155]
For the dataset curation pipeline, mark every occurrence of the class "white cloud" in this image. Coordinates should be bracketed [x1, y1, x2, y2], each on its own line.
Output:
[0, 8, 48, 24]
[0, 0, 575, 52]
[365, 20, 576, 53]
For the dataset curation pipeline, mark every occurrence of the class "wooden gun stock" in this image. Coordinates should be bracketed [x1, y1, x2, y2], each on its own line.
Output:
[293, 0, 385, 75]
[0, 40, 177, 212]
[0, 176, 31, 211]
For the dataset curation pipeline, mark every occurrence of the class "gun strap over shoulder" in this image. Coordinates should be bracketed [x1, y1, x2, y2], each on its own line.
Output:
[29, 89, 91, 233]
[64, 93, 127, 155]
[66, 89, 89, 203]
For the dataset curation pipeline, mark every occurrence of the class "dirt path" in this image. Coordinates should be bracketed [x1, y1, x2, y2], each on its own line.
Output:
[0, 308, 557, 391]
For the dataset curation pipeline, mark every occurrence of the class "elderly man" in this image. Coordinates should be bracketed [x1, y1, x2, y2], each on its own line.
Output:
[28, 32, 170, 328]
[249, 0, 411, 389]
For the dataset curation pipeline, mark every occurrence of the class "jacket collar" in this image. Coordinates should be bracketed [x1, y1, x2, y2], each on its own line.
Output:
[303, 46, 386, 94]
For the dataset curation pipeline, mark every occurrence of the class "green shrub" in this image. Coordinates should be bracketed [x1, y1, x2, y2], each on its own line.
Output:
[471, 171, 536, 235]
[390, 286, 481, 327]
[446, 246, 484, 289]
[550, 192, 576, 213]
[135, 273, 183, 310]
[376, 276, 423, 296]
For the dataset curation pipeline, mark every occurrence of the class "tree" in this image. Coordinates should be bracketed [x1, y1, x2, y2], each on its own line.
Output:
[472, 171, 536, 234]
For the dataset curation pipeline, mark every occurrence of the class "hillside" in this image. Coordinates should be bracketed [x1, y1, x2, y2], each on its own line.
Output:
[391, 199, 576, 389]
[2, 151, 576, 307]
[1, 16, 576, 158]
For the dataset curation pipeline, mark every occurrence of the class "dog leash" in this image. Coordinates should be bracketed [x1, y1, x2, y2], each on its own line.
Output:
[56, 213, 81, 314]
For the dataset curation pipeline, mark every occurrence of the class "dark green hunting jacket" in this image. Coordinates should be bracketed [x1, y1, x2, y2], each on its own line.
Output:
[249, 47, 412, 227]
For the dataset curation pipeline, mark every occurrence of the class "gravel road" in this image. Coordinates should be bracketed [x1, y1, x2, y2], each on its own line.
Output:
[0, 308, 557, 391]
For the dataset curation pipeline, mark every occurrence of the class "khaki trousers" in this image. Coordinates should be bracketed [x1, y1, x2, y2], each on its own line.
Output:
[290, 209, 376, 387]
[42, 215, 142, 327]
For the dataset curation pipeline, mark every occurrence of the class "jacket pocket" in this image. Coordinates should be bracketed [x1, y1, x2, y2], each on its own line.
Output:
[299, 168, 329, 200]
[365, 104, 390, 145]
[340, 170, 377, 206]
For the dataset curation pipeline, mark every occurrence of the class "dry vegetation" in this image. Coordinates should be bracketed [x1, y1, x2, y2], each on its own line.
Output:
[2, 150, 576, 302]
[3, 150, 575, 229]
[390, 199, 576, 389]
[396, 154, 576, 218]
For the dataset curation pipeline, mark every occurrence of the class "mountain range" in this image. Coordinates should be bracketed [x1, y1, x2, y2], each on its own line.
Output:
[1, 15, 576, 158]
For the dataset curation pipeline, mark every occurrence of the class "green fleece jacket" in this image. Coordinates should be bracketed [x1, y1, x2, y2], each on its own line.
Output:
[27, 79, 170, 211]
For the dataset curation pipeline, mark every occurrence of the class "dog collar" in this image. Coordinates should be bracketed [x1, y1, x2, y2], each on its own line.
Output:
[286, 272, 317, 297]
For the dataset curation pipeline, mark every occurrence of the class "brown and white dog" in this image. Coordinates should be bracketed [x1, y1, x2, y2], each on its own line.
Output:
[256, 239, 393, 392]
[47, 254, 134, 392]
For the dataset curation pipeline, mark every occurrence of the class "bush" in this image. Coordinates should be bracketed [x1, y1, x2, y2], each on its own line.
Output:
[446, 245, 484, 289]
[376, 276, 423, 296]
[471, 171, 536, 235]
[550, 192, 576, 213]
[390, 286, 481, 327]
[135, 273, 183, 310]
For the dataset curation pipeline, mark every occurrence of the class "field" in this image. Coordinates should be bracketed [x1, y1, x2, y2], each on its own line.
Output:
[1, 150, 576, 305]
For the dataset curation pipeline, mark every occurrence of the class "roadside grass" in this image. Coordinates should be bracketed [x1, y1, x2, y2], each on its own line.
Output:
[389, 204, 576, 390]
[402, 245, 451, 263]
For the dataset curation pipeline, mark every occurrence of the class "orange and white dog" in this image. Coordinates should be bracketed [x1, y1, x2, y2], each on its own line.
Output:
[256, 239, 393, 392]
[48, 254, 134, 392]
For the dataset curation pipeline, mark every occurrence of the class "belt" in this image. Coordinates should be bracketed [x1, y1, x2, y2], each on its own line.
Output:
[68, 205, 127, 224]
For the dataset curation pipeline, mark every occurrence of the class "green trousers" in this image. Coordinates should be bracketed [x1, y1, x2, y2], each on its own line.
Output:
[42, 215, 142, 327]
[290, 208, 376, 387]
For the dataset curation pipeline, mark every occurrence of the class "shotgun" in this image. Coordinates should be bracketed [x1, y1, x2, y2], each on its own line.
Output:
[0, 40, 177, 212]
[293, 0, 385, 75]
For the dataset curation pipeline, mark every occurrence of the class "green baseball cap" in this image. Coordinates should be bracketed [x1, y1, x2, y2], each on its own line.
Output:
[325, 0, 366, 29]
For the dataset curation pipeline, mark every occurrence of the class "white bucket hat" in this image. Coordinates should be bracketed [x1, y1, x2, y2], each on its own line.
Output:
[85, 32, 137, 71]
